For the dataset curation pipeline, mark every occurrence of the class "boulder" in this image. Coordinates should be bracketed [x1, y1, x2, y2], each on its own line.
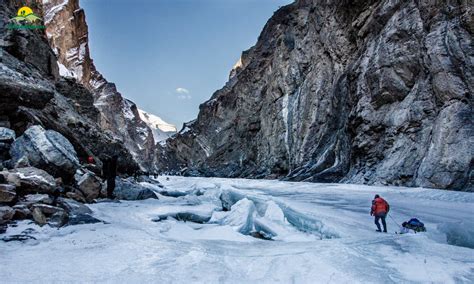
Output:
[31, 204, 65, 216]
[67, 213, 102, 226]
[21, 194, 54, 207]
[31, 207, 47, 226]
[49, 211, 69, 227]
[5, 167, 57, 194]
[12, 204, 31, 220]
[0, 127, 15, 143]
[74, 169, 101, 202]
[114, 177, 158, 200]
[9, 125, 80, 180]
[56, 198, 101, 226]
[0, 184, 16, 203]
[56, 198, 92, 215]
[65, 191, 87, 203]
[0, 206, 14, 224]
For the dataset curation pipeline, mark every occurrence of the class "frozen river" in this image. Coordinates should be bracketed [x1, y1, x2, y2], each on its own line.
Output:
[1, 176, 473, 283]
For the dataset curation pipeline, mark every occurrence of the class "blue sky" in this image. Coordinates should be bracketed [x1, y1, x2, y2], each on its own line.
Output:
[81, 0, 293, 128]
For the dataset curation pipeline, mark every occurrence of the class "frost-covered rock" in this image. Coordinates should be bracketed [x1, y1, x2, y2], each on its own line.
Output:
[49, 211, 69, 228]
[31, 204, 65, 216]
[74, 168, 101, 202]
[210, 198, 256, 234]
[5, 167, 57, 194]
[12, 204, 31, 220]
[114, 178, 158, 200]
[56, 198, 101, 226]
[10, 125, 80, 180]
[0, 184, 16, 203]
[0, 127, 15, 143]
[57, 198, 92, 215]
[0, 206, 14, 224]
[31, 203, 69, 227]
[21, 194, 54, 207]
[31, 207, 47, 226]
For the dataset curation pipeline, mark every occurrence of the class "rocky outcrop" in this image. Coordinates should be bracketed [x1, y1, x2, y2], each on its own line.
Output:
[10, 125, 80, 180]
[41, 0, 158, 171]
[0, 0, 140, 174]
[162, 0, 473, 191]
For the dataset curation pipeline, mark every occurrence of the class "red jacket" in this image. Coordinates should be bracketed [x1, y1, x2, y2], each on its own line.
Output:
[371, 197, 389, 216]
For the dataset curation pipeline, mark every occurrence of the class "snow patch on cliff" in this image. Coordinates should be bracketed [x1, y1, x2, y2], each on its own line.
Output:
[57, 62, 76, 79]
[138, 109, 176, 143]
[43, 0, 69, 25]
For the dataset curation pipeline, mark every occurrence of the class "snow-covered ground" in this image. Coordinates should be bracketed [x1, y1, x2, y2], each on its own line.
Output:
[1, 176, 473, 283]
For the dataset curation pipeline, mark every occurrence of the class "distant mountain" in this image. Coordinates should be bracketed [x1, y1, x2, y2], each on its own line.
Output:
[138, 109, 176, 143]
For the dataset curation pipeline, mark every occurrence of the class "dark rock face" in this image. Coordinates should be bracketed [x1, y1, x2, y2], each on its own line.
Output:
[10, 125, 80, 180]
[162, 0, 473, 191]
[41, 0, 157, 171]
[0, 0, 140, 175]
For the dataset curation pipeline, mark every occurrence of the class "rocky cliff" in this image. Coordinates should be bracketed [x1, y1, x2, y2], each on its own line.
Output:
[0, 0, 163, 231]
[41, 0, 157, 171]
[162, 0, 473, 191]
[0, 0, 139, 173]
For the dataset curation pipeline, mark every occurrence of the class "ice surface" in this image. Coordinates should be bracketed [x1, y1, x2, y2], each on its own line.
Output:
[209, 198, 256, 234]
[0, 176, 473, 283]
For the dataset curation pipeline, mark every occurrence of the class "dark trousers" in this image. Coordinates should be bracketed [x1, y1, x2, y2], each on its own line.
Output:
[374, 213, 387, 232]
[106, 177, 115, 199]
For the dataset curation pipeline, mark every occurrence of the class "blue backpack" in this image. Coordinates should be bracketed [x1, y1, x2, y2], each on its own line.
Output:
[403, 218, 426, 232]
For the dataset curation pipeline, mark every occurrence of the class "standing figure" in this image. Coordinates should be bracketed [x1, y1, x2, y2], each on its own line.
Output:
[103, 155, 118, 199]
[370, 194, 390, 233]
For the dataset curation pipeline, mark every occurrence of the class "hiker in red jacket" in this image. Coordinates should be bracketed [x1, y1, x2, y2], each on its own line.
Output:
[370, 194, 390, 233]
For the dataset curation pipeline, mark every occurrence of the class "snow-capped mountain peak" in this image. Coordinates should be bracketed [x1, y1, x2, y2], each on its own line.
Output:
[138, 109, 177, 143]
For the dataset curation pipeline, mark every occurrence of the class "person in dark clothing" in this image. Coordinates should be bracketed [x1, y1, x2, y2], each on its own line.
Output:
[370, 194, 390, 232]
[103, 155, 118, 199]
[52, 187, 61, 206]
